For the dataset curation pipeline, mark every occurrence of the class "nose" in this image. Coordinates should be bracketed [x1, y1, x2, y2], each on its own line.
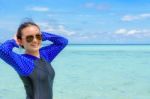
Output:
[32, 37, 38, 42]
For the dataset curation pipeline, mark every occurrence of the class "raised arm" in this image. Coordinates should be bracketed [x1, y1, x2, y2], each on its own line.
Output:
[40, 32, 68, 63]
[0, 39, 34, 76]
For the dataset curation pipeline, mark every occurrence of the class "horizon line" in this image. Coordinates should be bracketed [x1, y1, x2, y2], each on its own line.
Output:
[68, 43, 150, 45]
[1, 42, 150, 45]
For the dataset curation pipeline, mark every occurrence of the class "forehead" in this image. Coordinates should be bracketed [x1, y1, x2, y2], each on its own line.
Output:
[22, 25, 40, 36]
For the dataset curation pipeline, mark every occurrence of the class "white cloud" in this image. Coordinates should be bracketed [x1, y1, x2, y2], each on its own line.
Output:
[57, 25, 75, 36]
[128, 30, 140, 35]
[26, 6, 49, 12]
[79, 35, 89, 39]
[115, 28, 150, 36]
[38, 21, 100, 41]
[121, 15, 138, 21]
[115, 28, 127, 34]
[38, 22, 75, 36]
[122, 13, 150, 21]
[140, 13, 150, 17]
[83, 2, 110, 11]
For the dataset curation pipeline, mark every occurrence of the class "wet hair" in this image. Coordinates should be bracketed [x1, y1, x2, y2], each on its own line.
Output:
[16, 21, 40, 48]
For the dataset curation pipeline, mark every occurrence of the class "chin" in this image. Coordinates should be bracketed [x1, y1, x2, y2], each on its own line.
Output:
[32, 47, 40, 51]
[30, 47, 40, 52]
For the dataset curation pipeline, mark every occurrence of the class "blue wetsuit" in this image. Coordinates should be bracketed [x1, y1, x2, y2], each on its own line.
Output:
[0, 32, 68, 99]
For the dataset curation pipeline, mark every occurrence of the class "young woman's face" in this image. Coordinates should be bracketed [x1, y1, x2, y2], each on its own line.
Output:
[20, 25, 42, 53]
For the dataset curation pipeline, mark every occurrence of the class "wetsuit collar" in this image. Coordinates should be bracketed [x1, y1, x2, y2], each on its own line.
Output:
[22, 54, 42, 60]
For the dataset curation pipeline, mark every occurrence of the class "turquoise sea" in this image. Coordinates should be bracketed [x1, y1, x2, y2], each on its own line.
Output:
[0, 44, 150, 99]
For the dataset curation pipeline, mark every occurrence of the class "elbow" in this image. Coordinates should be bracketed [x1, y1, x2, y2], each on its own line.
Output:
[64, 38, 68, 45]
[54, 37, 69, 46]
[61, 37, 68, 46]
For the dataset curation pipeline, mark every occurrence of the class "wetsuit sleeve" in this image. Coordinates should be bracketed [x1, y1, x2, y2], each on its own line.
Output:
[40, 32, 68, 63]
[0, 39, 34, 76]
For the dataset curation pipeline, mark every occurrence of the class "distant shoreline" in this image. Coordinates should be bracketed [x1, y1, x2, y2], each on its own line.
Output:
[68, 44, 150, 45]
[1, 42, 150, 45]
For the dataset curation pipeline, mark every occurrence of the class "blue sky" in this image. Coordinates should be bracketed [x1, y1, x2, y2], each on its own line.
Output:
[0, 0, 150, 44]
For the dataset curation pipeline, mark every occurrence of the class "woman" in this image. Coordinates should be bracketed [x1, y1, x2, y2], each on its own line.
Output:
[0, 21, 68, 99]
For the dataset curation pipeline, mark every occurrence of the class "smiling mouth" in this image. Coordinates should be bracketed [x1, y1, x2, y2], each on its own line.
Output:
[31, 44, 40, 47]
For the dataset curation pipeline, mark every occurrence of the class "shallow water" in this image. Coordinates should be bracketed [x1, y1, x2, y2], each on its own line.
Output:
[0, 45, 150, 99]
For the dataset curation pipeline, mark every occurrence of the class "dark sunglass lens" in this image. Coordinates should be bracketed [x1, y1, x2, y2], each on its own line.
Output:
[26, 35, 34, 43]
[36, 34, 42, 40]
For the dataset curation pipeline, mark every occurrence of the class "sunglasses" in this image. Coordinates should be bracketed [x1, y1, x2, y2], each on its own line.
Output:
[25, 34, 42, 43]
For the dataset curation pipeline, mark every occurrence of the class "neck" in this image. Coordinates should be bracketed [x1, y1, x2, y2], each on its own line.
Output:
[25, 50, 40, 58]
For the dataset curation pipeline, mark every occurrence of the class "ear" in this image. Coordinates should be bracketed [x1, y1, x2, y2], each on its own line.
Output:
[17, 39, 23, 46]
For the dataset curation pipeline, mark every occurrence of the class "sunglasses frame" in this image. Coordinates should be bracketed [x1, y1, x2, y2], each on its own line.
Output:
[25, 34, 42, 43]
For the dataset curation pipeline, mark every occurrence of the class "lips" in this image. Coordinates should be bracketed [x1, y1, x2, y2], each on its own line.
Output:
[31, 44, 40, 47]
